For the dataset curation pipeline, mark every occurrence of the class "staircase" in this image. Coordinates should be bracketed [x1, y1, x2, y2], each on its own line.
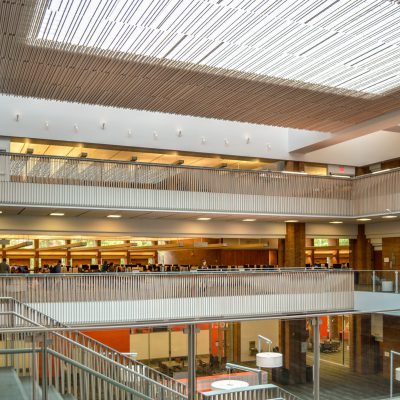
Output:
[0, 297, 188, 399]
[0, 367, 74, 399]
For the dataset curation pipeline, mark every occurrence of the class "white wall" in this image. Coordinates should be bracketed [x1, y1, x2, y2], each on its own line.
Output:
[240, 320, 279, 362]
[0, 95, 291, 161]
[1, 95, 398, 167]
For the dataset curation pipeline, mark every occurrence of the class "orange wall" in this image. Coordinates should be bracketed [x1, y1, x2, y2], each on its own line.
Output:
[81, 329, 130, 352]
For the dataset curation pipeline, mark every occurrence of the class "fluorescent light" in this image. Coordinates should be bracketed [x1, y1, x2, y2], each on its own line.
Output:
[371, 169, 392, 174]
[197, 217, 211, 221]
[357, 218, 371, 222]
[330, 174, 351, 179]
[282, 171, 307, 175]
[329, 221, 343, 224]
[107, 215, 122, 218]
[243, 219, 256, 222]
[285, 220, 299, 223]
[29, 0, 400, 95]
[50, 212, 65, 216]
[382, 215, 397, 219]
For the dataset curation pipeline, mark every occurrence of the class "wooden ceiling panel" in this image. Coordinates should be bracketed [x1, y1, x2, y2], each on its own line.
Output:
[2, 1, 400, 133]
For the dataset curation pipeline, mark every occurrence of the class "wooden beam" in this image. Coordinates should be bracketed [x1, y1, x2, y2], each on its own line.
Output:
[39, 242, 87, 252]
[4, 241, 33, 251]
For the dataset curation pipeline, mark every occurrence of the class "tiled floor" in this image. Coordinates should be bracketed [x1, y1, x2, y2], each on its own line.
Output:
[285, 360, 394, 400]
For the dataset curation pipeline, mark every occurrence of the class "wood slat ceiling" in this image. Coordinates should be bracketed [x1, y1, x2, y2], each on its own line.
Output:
[2, 1, 400, 132]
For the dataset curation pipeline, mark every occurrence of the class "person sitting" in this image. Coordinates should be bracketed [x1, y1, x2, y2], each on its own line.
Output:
[199, 259, 208, 269]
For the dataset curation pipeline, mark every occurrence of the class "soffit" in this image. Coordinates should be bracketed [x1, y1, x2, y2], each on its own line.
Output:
[1, 1, 400, 132]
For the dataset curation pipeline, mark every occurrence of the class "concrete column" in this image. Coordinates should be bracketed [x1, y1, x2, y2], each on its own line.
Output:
[285, 223, 305, 268]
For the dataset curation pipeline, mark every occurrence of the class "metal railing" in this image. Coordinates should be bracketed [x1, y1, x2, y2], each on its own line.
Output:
[1, 152, 399, 217]
[0, 152, 354, 216]
[0, 270, 354, 326]
[199, 383, 301, 400]
[0, 297, 188, 399]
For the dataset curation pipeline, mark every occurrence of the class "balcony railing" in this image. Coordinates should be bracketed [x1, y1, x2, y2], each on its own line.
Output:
[0, 270, 354, 326]
[1, 153, 399, 217]
[0, 152, 354, 216]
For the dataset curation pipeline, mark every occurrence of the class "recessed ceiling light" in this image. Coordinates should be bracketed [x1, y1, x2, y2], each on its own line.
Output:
[197, 217, 211, 221]
[107, 215, 122, 218]
[382, 215, 397, 219]
[357, 218, 371, 221]
[50, 212, 65, 216]
[329, 221, 343, 224]
[285, 220, 299, 223]
[0, 211, 2, 214]
[243, 219, 256, 222]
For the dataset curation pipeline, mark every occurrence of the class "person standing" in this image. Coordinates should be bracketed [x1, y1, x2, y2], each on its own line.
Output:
[0, 258, 10, 273]
[101, 260, 108, 272]
[54, 259, 62, 273]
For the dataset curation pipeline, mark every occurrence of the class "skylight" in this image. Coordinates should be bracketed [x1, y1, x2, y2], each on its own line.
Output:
[31, 0, 400, 95]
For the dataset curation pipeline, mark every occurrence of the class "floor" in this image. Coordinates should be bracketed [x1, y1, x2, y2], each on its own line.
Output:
[285, 360, 396, 400]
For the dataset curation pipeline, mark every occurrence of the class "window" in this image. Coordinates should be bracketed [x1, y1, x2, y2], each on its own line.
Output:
[39, 239, 65, 248]
[9, 239, 34, 249]
[339, 238, 349, 246]
[314, 238, 329, 247]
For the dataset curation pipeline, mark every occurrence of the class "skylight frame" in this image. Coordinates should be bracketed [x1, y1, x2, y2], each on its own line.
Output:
[27, 0, 400, 96]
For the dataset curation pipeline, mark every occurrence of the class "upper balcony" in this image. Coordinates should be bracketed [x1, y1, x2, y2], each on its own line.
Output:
[0, 153, 399, 218]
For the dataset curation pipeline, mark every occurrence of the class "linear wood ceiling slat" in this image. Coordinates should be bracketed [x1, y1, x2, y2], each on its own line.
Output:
[1, 1, 400, 132]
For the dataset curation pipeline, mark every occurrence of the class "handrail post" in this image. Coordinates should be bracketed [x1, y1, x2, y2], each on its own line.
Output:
[373, 270, 376, 292]
[41, 332, 48, 400]
[186, 324, 198, 400]
[312, 317, 321, 400]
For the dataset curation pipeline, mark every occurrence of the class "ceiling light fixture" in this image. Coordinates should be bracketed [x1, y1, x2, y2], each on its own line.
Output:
[107, 214, 122, 218]
[243, 218, 256, 222]
[357, 218, 372, 221]
[0, 211, 3, 214]
[201, 137, 207, 144]
[285, 220, 299, 223]
[74, 124, 79, 133]
[50, 212, 65, 216]
[382, 215, 397, 219]
[127, 129, 132, 137]
[153, 131, 158, 139]
[197, 217, 211, 221]
[329, 221, 343, 224]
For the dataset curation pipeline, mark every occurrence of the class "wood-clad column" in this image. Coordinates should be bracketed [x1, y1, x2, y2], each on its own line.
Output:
[66, 239, 71, 268]
[350, 225, 373, 270]
[96, 240, 101, 264]
[279, 319, 307, 384]
[350, 315, 377, 374]
[0, 238, 5, 260]
[34, 239, 39, 269]
[285, 223, 305, 268]
[278, 239, 285, 267]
